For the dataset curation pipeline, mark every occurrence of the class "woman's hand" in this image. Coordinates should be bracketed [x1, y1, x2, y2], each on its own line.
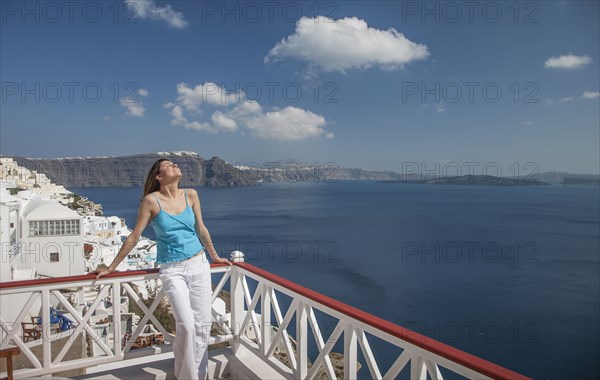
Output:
[212, 256, 233, 266]
[92, 267, 115, 280]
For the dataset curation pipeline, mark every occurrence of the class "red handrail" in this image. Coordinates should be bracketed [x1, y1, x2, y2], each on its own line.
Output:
[0, 262, 529, 379]
[236, 262, 530, 380]
[0, 263, 231, 289]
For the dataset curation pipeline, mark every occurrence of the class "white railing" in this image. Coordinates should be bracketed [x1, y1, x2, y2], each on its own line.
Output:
[230, 262, 529, 380]
[0, 252, 529, 380]
[0, 265, 233, 379]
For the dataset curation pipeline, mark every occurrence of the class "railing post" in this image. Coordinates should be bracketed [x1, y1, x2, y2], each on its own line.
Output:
[296, 301, 308, 379]
[41, 288, 51, 370]
[411, 353, 427, 379]
[260, 285, 272, 357]
[112, 281, 122, 357]
[344, 323, 357, 380]
[230, 251, 245, 355]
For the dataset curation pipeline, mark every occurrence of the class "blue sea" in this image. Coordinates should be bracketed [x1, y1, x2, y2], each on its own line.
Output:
[70, 181, 600, 379]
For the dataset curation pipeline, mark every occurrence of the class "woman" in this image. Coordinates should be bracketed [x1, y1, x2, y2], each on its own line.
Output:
[95, 158, 231, 380]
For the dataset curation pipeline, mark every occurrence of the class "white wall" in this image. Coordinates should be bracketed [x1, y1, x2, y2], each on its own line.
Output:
[17, 223, 85, 278]
[0, 203, 12, 282]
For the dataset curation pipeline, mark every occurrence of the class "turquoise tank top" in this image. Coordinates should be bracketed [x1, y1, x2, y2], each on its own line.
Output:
[150, 189, 204, 264]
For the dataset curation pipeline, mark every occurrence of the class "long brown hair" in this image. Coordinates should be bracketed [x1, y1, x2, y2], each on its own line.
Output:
[142, 159, 169, 200]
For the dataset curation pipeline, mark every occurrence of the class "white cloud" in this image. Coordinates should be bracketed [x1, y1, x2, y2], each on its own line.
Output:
[121, 99, 146, 117]
[543, 90, 600, 105]
[544, 54, 592, 69]
[175, 82, 242, 112]
[582, 91, 600, 99]
[120, 89, 149, 117]
[229, 99, 263, 117]
[125, 0, 188, 29]
[165, 82, 332, 141]
[244, 106, 329, 141]
[166, 103, 215, 132]
[542, 99, 554, 105]
[211, 111, 238, 132]
[519, 121, 534, 126]
[420, 102, 446, 113]
[265, 16, 429, 73]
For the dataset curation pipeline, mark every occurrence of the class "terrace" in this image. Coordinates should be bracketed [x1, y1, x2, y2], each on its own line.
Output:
[0, 253, 529, 380]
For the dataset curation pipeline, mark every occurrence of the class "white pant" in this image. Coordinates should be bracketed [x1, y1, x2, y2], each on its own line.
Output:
[159, 252, 212, 380]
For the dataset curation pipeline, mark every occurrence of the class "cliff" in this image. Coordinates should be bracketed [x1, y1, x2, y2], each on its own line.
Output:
[7, 153, 598, 187]
[10, 152, 257, 187]
[236, 160, 402, 182]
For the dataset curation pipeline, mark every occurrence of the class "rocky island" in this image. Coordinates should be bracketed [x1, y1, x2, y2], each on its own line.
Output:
[11, 151, 256, 187]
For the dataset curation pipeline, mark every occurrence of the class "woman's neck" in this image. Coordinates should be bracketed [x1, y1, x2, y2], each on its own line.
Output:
[159, 184, 180, 200]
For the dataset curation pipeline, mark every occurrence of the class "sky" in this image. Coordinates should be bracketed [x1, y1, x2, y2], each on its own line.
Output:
[1, 0, 599, 175]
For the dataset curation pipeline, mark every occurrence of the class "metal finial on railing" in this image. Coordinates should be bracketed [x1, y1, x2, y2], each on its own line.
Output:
[230, 250, 244, 263]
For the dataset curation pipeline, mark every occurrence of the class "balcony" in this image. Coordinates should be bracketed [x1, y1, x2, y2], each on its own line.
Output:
[0, 253, 529, 379]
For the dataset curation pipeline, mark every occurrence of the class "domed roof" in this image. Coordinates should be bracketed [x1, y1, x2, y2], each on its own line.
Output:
[21, 199, 81, 220]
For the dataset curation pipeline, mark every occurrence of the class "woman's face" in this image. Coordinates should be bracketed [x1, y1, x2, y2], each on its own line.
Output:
[157, 161, 182, 181]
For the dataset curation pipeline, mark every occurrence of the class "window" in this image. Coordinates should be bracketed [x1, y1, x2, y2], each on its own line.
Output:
[50, 252, 59, 262]
[29, 220, 80, 237]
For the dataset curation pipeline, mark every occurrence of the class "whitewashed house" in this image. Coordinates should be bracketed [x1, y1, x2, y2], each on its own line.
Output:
[0, 158, 20, 181]
[16, 199, 85, 278]
[0, 195, 86, 331]
[83, 235, 120, 271]
[34, 184, 75, 205]
[83, 215, 127, 240]
[0, 186, 35, 326]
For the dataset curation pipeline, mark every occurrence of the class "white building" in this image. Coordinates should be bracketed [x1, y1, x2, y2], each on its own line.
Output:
[84, 235, 121, 271]
[0, 158, 74, 205]
[0, 188, 86, 326]
[32, 183, 74, 205]
[0, 187, 24, 283]
[83, 215, 127, 240]
[0, 157, 43, 188]
[14, 199, 85, 278]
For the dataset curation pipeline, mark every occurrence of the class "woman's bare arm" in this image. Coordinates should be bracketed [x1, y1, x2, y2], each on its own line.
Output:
[94, 195, 155, 279]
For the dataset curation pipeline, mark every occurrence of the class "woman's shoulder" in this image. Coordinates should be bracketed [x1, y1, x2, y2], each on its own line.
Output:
[183, 188, 200, 204]
[183, 188, 198, 197]
[144, 191, 159, 198]
[142, 192, 159, 204]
